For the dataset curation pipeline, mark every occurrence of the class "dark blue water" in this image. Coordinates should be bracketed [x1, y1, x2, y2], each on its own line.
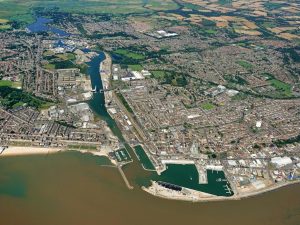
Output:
[27, 17, 71, 37]
[87, 53, 125, 141]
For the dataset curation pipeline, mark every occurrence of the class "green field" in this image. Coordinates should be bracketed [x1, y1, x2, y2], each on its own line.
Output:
[200, 102, 215, 110]
[128, 64, 143, 71]
[0, 80, 21, 88]
[0, 0, 178, 23]
[56, 53, 76, 61]
[150, 70, 188, 87]
[114, 49, 145, 60]
[236, 60, 253, 70]
[134, 145, 155, 170]
[0, 24, 11, 30]
[0, 18, 11, 30]
[151, 70, 166, 79]
[269, 79, 292, 97]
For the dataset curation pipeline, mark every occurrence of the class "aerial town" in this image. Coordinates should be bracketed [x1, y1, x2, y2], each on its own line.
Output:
[0, 0, 300, 202]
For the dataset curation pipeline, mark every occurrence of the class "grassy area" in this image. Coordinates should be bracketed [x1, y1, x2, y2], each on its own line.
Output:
[204, 29, 217, 35]
[114, 49, 145, 60]
[128, 64, 143, 71]
[236, 60, 253, 70]
[182, 3, 202, 10]
[0, 86, 51, 109]
[116, 92, 134, 114]
[269, 79, 292, 97]
[43, 63, 56, 70]
[0, 24, 11, 30]
[0, 19, 9, 23]
[231, 92, 247, 101]
[151, 70, 166, 79]
[200, 102, 215, 110]
[150, 70, 188, 87]
[0, 80, 14, 87]
[43, 50, 55, 57]
[0, 80, 21, 88]
[134, 145, 155, 170]
[56, 53, 76, 61]
[225, 75, 248, 86]
[43, 51, 88, 73]
[145, 0, 178, 10]
[0, 18, 11, 30]
[0, 0, 178, 24]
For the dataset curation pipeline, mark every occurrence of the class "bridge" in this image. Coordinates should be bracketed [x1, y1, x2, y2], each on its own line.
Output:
[91, 88, 117, 93]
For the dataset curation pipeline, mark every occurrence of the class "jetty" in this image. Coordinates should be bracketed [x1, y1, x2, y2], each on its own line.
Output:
[117, 165, 134, 190]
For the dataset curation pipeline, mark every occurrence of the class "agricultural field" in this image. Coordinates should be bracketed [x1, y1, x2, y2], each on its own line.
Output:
[0, 0, 179, 23]
[0, 18, 11, 30]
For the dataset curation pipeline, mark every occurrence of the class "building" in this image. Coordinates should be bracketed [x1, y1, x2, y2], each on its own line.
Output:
[271, 156, 293, 168]
[57, 68, 80, 87]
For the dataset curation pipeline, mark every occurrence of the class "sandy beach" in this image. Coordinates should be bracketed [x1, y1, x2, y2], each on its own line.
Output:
[0, 146, 115, 161]
[0, 146, 62, 157]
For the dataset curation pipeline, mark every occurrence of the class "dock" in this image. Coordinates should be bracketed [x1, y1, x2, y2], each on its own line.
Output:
[196, 164, 208, 184]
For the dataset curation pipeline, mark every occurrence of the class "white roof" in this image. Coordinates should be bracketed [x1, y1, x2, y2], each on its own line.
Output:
[256, 121, 262, 128]
[187, 114, 200, 119]
[271, 156, 292, 167]
[228, 160, 237, 166]
[132, 71, 144, 79]
[227, 89, 239, 96]
[108, 108, 117, 114]
[67, 98, 77, 103]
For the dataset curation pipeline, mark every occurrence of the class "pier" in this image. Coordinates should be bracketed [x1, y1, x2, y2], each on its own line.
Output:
[117, 165, 134, 190]
[196, 164, 208, 184]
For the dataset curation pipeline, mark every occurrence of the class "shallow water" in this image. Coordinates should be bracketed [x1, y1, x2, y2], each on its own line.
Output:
[0, 152, 299, 225]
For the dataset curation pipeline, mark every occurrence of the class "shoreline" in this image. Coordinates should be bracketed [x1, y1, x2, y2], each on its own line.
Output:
[2, 146, 299, 202]
[142, 180, 300, 203]
[0, 146, 114, 162]
[0, 146, 62, 157]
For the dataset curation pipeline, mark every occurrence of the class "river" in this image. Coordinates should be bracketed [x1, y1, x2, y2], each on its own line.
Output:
[0, 46, 300, 225]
